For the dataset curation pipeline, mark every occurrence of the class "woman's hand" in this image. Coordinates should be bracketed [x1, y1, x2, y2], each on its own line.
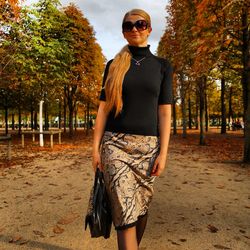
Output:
[92, 150, 103, 172]
[151, 154, 167, 176]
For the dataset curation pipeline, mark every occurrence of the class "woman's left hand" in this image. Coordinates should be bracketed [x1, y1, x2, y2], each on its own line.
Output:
[151, 154, 167, 176]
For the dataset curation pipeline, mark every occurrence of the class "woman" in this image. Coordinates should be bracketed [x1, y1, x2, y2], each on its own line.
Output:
[92, 9, 172, 250]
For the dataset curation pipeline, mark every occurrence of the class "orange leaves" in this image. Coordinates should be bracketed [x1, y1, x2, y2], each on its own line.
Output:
[57, 212, 80, 225]
[207, 224, 219, 233]
[53, 225, 64, 234]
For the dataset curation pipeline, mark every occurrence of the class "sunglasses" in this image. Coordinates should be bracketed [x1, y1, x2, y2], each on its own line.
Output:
[122, 20, 148, 32]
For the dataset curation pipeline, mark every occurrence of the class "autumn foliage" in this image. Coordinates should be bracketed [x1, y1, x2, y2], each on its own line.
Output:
[0, 0, 105, 137]
[158, 0, 250, 162]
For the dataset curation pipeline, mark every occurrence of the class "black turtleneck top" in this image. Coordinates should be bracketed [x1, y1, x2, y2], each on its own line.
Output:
[99, 45, 173, 136]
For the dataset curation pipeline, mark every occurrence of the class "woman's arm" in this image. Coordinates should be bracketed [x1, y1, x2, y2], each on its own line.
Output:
[151, 104, 171, 176]
[92, 101, 108, 172]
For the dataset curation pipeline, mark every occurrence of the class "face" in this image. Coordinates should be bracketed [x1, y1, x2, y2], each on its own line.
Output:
[122, 14, 152, 47]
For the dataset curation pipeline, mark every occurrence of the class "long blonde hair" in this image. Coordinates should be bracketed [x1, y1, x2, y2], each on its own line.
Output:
[104, 9, 151, 117]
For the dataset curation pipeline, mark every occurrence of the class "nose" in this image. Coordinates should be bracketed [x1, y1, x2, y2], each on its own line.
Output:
[131, 25, 138, 32]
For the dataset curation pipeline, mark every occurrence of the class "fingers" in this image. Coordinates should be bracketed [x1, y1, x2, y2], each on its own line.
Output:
[151, 160, 165, 176]
[98, 164, 104, 172]
[92, 152, 102, 172]
[151, 162, 158, 176]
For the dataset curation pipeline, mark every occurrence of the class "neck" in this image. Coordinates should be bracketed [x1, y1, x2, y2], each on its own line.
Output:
[128, 45, 152, 58]
[129, 42, 148, 47]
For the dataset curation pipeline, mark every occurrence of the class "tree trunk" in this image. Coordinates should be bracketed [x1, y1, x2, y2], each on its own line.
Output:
[67, 91, 75, 138]
[181, 96, 187, 137]
[244, 86, 250, 162]
[84, 110, 87, 130]
[18, 106, 21, 136]
[68, 104, 74, 137]
[188, 97, 192, 129]
[180, 73, 187, 138]
[64, 86, 67, 133]
[205, 89, 209, 132]
[199, 77, 206, 145]
[12, 113, 15, 130]
[221, 76, 227, 134]
[74, 102, 77, 131]
[86, 102, 90, 135]
[4, 106, 8, 135]
[59, 100, 62, 129]
[172, 100, 177, 135]
[242, 5, 250, 163]
[31, 107, 34, 130]
[34, 111, 38, 130]
[44, 102, 49, 130]
[195, 88, 199, 130]
[228, 86, 233, 129]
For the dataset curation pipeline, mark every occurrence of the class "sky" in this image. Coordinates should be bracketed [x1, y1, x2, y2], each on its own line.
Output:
[24, 0, 169, 60]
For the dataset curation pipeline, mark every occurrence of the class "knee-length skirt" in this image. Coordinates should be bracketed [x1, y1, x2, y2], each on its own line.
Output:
[101, 131, 160, 230]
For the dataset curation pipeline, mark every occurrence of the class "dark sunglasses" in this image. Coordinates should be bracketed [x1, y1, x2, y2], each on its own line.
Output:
[122, 20, 148, 32]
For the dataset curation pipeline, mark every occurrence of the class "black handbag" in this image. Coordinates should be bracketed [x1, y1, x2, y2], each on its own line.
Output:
[85, 168, 112, 239]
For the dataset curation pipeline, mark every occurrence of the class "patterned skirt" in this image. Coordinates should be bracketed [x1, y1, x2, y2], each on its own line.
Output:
[101, 131, 160, 230]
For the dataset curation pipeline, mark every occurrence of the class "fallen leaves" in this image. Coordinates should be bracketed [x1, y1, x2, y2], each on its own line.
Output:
[9, 235, 21, 243]
[208, 224, 219, 233]
[33, 230, 45, 238]
[53, 225, 64, 234]
[57, 212, 80, 225]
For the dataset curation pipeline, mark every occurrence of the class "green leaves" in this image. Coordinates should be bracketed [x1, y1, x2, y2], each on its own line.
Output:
[0, 0, 104, 132]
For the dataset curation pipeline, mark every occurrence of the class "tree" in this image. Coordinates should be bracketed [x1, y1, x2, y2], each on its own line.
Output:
[63, 4, 104, 137]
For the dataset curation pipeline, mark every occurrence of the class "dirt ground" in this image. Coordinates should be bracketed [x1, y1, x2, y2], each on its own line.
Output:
[0, 129, 249, 250]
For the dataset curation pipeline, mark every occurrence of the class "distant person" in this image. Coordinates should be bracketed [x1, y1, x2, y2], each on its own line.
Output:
[92, 9, 172, 249]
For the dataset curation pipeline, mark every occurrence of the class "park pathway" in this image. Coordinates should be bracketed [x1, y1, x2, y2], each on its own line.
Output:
[0, 131, 249, 250]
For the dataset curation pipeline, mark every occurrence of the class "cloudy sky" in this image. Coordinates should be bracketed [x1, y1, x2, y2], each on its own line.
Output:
[24, 0, 169, 60]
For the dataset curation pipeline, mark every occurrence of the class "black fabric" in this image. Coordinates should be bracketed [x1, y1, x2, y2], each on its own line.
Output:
[99, 45, 173, 136]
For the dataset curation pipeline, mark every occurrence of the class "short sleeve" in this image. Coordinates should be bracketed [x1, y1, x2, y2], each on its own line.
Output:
[158, 60, 173, 105]
[99, 60, 113, 101]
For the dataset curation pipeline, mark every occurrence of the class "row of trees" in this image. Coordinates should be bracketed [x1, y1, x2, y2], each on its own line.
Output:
[158, 0, 250, 162]
[0, 0, 105, 136]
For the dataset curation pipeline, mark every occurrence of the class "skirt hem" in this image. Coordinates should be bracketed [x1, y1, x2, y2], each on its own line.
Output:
[115, 213, 148, 231]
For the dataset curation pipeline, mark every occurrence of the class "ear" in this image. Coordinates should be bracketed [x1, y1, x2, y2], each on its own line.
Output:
[148, 27, 152, 33]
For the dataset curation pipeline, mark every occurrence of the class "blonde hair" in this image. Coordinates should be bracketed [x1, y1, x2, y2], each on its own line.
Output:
[105, 9, 151, 117]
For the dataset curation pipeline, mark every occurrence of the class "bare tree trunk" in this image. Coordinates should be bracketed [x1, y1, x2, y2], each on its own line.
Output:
[31, 108, 34, 130]
[205, 89, 209, 132]
[195, 88, 199, 130]
[180, 73, 187, 138]
[63, 86, 67, 133]
[74, 102, 77, 131]
[199, 77, 206, 145]
[188, 97, 192, 129]
[18, 105, 21, 136]
[172, 100, 177, 135]
[44, 102, 49, 130]
[228, 86, 233, 129]
[12, 113, 15, 130]
[242, 4, 250, 163]
[86, 102, 90, 135]
[59, 100, 62, 129]
[34, 111, 38, 130]
[4, 106, 8, 135]
[221, 76, 227, 134]
[68, 103, 74, 137]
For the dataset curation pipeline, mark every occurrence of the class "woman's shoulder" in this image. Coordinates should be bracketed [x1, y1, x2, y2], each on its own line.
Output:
[104, 59, 114, 73]
[152, 55, 171, 65]
[151, 55, 172, 71]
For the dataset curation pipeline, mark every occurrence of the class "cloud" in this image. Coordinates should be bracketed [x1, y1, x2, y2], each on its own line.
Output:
[25, 0, 169, 59]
